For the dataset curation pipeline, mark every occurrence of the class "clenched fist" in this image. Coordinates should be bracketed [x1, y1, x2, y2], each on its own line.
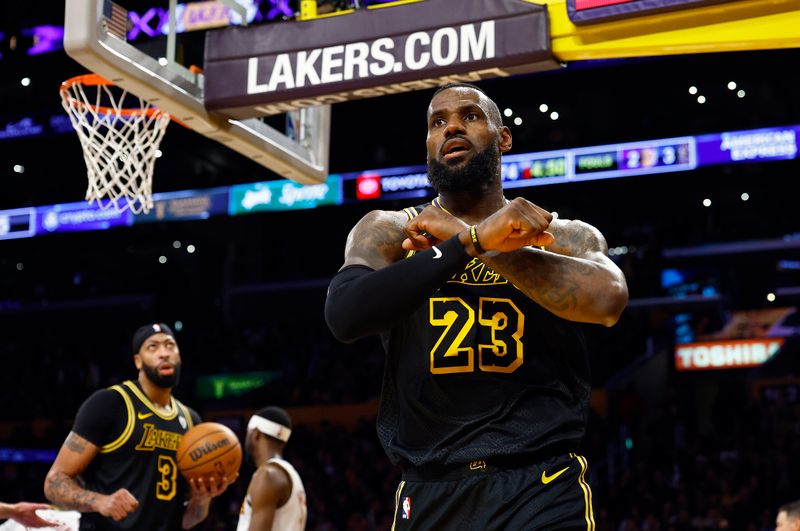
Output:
[402, 206, 468, 251]
[97, 488, 138, 522]
[472, 197, 554, 253]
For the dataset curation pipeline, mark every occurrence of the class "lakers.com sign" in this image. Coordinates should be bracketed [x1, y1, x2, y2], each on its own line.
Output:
[204, 0, 556, 118]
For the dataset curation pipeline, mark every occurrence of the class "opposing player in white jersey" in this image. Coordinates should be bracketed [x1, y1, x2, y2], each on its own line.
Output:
[237, 407, 307, 531]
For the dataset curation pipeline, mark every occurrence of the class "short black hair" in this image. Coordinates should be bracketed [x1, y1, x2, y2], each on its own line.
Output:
[780, 499, 800, 519]
[432, 82, 487, 98]
[255, 406, 292, 430]
[430, 82, 504, 128]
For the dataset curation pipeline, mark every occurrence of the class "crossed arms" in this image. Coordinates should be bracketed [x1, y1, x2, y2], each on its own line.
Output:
[325, 197, 628, 342]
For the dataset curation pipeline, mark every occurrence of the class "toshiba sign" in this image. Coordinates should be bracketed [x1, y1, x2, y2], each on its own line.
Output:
[674, 338, 785, 371]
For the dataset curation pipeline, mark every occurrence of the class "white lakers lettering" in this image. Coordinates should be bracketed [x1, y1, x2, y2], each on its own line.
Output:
[247, 21, 495, 95]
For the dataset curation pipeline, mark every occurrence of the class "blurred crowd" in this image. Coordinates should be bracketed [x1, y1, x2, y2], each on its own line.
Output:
[2, 368, 798, 530]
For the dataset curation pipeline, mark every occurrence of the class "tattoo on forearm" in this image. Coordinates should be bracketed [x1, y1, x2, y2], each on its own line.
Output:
[532, 283, 578, 312]
[45, 472, 97, 512]
[485, 252, 587, 313]
[183, 499, 209, 528]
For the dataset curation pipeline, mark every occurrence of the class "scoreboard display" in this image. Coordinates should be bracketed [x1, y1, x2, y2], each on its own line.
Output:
[567, 0, 742, 25]
[571, 138, 695, 180]
[502, 151, 569, 189]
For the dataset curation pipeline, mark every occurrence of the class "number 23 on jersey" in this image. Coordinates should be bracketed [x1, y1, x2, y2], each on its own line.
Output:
[429, 297, 524, 375]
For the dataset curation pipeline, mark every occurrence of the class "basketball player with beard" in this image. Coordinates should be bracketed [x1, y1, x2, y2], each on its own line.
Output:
[325, 83, 628, 529]
[45, 323, 229, 530]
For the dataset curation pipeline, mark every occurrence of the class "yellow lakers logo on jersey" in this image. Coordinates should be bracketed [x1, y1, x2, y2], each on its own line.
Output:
[447, 258, 507, 286]
[135, 423, 183, 452]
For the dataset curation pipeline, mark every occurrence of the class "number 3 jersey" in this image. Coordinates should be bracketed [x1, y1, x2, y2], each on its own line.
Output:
[377, 203, 592, 469]
[71, 380, 200, 530]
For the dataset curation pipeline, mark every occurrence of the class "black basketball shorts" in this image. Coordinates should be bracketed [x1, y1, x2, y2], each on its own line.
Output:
[391, 453, 595, 531]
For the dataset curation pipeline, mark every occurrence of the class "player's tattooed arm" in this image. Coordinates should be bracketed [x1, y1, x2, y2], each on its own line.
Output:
[182, 476, 229, 529]
[44, 432, 101, 512]
[481, 218, 628, 326]
[341, 210, 410, 270]
[44, 472, 98, 511]
[64, 432, 88, 453]
[45, 432, 140, 520]
[182, 499, 209, 529]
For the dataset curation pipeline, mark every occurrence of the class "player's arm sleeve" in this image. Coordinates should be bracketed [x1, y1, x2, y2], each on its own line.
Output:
[71, 389, 127, 447]
[324, 235, 470, 343]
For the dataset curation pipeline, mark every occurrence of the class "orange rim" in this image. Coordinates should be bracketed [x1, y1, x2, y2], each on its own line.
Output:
[60, 73, 166, 119]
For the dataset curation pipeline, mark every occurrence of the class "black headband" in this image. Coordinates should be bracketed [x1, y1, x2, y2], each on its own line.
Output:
[132, 323, 175, 354]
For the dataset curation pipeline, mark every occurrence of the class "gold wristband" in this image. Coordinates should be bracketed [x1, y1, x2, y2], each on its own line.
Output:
[469, 225, 486, 255]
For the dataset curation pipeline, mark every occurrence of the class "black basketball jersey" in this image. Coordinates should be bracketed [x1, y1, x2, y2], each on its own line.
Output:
[377, 202, 591, 468]
[78, 380, 198, 530]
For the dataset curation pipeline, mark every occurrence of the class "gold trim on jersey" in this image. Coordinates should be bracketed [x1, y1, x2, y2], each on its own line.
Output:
[100, 385, 135, 454]
[122, 380, 179, 420]
[403, 207, 419, 259]
[391, 480, 406, 531]
[432, 197, 453, 216]
[570, 453, 596, 531]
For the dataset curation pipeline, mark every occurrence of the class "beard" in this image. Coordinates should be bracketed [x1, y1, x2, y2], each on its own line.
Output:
[428, 140, 501, 194]
[142, 361, 181, 389]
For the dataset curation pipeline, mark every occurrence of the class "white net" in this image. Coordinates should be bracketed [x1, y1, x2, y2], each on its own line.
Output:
[60, 75, 170, 214]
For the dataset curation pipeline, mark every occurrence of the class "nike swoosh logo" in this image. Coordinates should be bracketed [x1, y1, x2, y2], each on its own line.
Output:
[137, 412, 154, 420]
[432, 246, 442, 259]
[541, 466, 570, 484]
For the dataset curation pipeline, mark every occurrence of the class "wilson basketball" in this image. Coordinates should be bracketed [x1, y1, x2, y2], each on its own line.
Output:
[177, 422, 242, 483]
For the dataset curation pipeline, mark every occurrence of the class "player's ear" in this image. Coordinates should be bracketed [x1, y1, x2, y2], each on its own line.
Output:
[133, 354, 142, 370]
[499, 126, 512, 153]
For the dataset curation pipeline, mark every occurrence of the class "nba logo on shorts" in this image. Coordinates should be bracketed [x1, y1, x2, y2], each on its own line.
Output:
[402, 497, 411, 519]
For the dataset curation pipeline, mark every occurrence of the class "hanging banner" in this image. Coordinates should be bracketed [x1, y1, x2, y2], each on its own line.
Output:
[204, 0, 558, 118]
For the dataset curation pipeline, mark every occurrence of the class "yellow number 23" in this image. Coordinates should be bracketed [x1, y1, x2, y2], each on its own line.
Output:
[429, 297, 524, 375]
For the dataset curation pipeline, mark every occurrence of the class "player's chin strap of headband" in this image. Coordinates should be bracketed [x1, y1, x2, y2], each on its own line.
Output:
[247, 415, 291, 442]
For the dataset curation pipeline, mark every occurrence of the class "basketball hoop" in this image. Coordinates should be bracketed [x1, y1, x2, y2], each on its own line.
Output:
[59, 74, 171, 214]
